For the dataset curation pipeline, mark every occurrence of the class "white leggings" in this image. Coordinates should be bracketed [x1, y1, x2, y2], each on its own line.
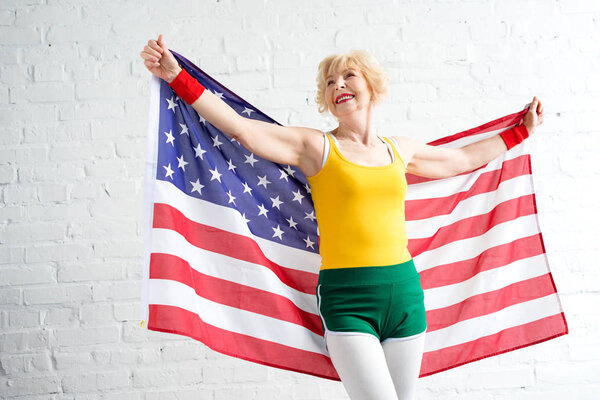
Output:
[326, 333, 425, 400]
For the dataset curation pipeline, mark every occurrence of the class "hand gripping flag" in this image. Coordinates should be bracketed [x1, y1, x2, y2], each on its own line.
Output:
[142, 51, 568, 379]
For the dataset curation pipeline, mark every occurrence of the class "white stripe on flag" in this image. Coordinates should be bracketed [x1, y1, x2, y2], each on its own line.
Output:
[154, 179, 321, 272]
[413, 214, 541, 271]
[148, 279, 327, 355]
[152, 228, 318, 314]
[406, 146, 524, 202]
[423, 253, 548, 310]
[406, 174, 534, 239]
[423, 293, 563, 352]
[433, 126, 518, 149]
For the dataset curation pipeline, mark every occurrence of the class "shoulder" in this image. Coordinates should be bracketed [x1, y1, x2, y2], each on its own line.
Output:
[384, 135, 419, 166]
[292, 127, 327, 177]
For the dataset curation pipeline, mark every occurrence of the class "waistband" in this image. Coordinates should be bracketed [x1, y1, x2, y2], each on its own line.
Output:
[317, 259, 419, 286]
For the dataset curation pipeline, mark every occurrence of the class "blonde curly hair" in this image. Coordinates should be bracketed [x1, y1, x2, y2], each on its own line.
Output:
[315, 50, 389, 114]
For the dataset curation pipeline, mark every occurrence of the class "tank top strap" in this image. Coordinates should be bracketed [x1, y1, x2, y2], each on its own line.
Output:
[381, 136, 408, 169]
[322, 132, 396, 167]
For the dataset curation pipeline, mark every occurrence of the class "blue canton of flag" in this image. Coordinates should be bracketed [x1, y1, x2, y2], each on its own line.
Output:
[157, 51, 319, 252]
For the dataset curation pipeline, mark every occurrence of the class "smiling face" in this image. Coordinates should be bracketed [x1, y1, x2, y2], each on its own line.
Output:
[315, 50, 390, 115]
[325, 66, 374, 119]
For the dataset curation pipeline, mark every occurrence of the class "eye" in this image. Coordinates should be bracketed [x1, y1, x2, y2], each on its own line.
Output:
[345, 72, 355, 78]
[327, 80, 334, 86]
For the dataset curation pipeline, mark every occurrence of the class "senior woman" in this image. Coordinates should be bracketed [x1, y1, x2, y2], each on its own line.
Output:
[141, 34, 544, 400]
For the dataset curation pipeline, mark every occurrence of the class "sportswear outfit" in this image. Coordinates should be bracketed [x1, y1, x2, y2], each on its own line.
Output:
[306, 132, 427, 343]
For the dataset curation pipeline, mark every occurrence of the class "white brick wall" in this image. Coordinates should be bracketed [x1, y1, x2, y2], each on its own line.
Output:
[1, 0, 598, 398]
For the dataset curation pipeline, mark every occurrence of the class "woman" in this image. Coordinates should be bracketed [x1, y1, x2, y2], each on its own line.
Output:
[141, 34, 544, 400]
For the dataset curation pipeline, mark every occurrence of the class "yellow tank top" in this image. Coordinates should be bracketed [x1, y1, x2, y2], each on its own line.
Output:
[307, 132, 412, 270]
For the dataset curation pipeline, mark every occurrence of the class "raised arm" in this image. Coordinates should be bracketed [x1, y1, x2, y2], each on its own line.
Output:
[140, 35, 323, 174]
[393, 97, 545, 179]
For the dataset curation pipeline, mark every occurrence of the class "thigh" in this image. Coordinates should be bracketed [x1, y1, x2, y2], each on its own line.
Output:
[382, 334, 425, 400]
[326, 334, 398, 400]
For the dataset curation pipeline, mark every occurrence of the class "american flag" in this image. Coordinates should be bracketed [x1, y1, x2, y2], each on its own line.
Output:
[141, 51, 568, 379]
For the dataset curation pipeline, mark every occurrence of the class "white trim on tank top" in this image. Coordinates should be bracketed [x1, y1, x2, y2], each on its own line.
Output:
[320, 132, 408, 169]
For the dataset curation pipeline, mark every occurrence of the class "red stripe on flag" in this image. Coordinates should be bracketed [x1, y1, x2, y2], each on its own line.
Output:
[425, 274, 558, 332]
[408, 195, 537, 257]
[149, 253, 323, 335]
[406, 155, 531, 217]
[418, 234, 545, 290]
[153, 203, 318, 294]
[148, 304, 339, 381]
[426, 108, 528, 147]
[420, 312, 568, 377]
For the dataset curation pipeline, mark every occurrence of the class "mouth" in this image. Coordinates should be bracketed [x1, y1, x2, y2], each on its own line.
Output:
[335, 93, 355, 104]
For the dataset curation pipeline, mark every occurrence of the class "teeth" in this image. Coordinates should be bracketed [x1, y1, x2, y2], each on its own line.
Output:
[336, 95, 354, 104]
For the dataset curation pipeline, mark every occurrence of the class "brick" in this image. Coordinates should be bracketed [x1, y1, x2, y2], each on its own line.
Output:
[16, 4, 79, 26]
[26, 202, 89, 222]
[54, 350, 94, 370]
[0, 165, 15, 183]
[467, 368, 534, 390]
[8, 310, 39, 328]
[69, 182, 100, 199]
[0, 264, 55, 286]
[1, 148, 48, 167]
[76, 81, 138, 100]
[0, 329, 49, 352]
[49, 142, 114, 161]
[132, 368, 180, 388]
[58, 262, 124, 283]
[0, 9, 15, 25]
[233, 364, 268, 382]
[1, 352, 52, 375]
[0, 246, 24, 264]
[0, 375, 60, 397]
[0, 26, 40, 45]
[236, 54, 269, 72]
[0, 64, 31, 87]
[84, 159, 128, 179]
[33, 63, 66, 82]
[92, 281, 140, 301]
[0, 287, 20, 305]
[113, 303, 138, 322]
[25, 243, 93, 263]
[61, 372, 98, 393]
[54, 326, 119, 347]
[42, 307, 78, 326]
[115, 140, 145, 158]
[536, 362, 600, 385]
[0, 222, 67, 244]
[92, 240, 142, 259]
[36, 183, 68, 202]
[159, 343, 204, 362]
[0, 127, 21, 146]
[80, 303, 114, 325]
[24, 284, 92, 305]
[71, 100, 125, 120]
[225, 33, 270, 54]
[11, 82, 75, 103]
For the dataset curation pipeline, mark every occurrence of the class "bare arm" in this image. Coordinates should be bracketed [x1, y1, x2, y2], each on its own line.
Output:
[140, 34, 321, 171]
[394, 97, 545, 179]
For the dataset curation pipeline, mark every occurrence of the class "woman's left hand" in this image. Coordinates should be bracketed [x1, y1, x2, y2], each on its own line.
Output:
[523, 96, 544, 134]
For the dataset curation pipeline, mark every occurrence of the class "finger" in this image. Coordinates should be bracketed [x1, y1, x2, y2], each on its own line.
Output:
[157, 34, 165, 52]
[148, 39, 162, 53]
[140, 52, 159, 63]
[143, 45, 162, 58]
[531, 96, 539, 109]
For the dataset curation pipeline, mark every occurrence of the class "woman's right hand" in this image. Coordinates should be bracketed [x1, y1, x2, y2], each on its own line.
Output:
[140, 34, 182, 83]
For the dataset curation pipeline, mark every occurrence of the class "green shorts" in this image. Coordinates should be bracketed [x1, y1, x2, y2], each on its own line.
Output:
[316, 259, 427, 342]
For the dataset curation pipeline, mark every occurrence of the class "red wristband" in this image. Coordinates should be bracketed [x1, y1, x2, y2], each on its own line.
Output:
[499, 125, 529, 150]
[168, 68, 206, 105]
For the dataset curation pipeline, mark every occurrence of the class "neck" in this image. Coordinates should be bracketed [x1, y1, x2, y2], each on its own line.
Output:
[332, 105, 378, 146]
